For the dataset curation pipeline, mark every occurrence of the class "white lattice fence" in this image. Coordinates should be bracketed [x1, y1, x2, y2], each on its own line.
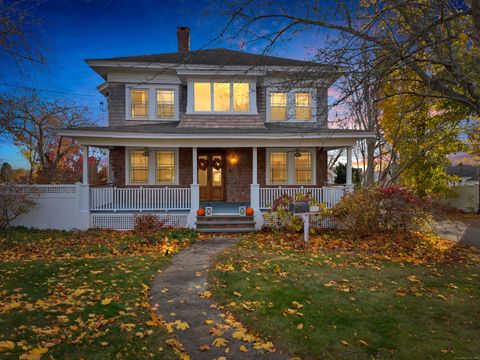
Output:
[91, 213, 188, 230]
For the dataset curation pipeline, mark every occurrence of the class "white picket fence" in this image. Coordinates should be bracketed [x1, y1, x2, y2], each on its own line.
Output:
[90, 187, 191, 212]
[259, 186, 346, 209]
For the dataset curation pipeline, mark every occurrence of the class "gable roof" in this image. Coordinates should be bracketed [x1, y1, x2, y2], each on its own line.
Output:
[86, 48, 318, 67]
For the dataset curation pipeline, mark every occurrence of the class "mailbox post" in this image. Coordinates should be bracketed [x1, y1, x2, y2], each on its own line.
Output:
[288, 201, 314, 243]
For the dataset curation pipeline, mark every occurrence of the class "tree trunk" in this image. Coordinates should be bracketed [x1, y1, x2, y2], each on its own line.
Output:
[365, 138, 376, 186]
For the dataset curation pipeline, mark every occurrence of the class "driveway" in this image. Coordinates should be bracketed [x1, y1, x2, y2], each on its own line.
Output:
[433, 217, 480, 248]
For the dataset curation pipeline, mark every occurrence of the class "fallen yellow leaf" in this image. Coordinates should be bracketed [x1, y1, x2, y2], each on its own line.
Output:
[101, 298, 112, 305]
[239, 345, 248, 352]
[212, 337, 228, 347]
[0, 341, 15, 352]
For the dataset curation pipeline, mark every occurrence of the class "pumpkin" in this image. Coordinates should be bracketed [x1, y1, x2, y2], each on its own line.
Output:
[197, 208, 205, 216]
[246, 207, 254, 216]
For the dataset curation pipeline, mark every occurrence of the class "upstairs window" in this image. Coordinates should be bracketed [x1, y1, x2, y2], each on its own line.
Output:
[192, 81, 251, 113]
[295, 93, 311, 121]
[156, 90, 175, 119]
[270, 92, 287, 121]
[130, 89, 149, 118]
[130, 150, 149, 184]
[268, 89, 314, 122]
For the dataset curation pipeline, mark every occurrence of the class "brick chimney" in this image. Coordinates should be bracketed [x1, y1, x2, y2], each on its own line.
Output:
[177, 26, 190, 53]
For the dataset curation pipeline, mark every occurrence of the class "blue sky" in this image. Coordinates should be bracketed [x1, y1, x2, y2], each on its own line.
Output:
[0, 0, 329, 168]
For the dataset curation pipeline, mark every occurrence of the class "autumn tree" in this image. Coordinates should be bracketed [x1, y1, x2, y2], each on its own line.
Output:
[0, 0, 44, 65]
[0, 93, 91, 183]
[216, 0, 480, 117]
[380, 74, 466, 197]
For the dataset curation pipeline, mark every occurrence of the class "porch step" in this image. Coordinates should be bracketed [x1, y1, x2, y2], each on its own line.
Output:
[196, 215, 256, 233]
[197, 227, 257, 234]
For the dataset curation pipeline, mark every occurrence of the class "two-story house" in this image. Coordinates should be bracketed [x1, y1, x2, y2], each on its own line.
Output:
[59, 27, 375, 231]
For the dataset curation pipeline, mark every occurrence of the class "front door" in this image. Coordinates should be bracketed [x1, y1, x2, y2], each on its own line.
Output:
[198, 150, 225, 201]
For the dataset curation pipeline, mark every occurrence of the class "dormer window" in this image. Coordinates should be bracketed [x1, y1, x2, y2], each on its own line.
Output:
[190, 81, 255, 114]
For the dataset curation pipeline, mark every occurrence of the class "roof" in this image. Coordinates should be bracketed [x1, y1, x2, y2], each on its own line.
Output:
[59, 122, 374, 136]
[86, 48, 320, 67]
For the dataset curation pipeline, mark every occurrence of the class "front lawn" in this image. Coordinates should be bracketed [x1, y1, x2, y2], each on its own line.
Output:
[0, 227, 196, 359]
[210, 233, 480, 359]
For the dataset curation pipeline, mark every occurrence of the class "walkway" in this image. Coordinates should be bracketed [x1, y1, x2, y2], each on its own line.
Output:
[149, 236, 286, 359]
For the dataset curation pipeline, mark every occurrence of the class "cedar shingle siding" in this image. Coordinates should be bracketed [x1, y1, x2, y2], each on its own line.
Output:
[108, 84, 328, 127]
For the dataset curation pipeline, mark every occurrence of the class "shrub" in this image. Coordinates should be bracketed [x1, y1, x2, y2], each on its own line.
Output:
[133, 214, 166, 236]
[332, 185, 430, 238]
[263, 193, 329, 233]
[0, 183, 37, 229]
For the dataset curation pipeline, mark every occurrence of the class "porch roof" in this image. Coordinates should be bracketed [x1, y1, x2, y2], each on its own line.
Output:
[58, 123, 374, 149]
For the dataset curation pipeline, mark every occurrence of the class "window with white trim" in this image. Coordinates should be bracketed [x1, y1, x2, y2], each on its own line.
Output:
[267, 149, 315, 185]
[295, 93, 311, 121]
[267, 89, 315, 122]
[193, 81, 251, 113]
[130, 89, 149, 118]
[126, 85, 179, 121]
[270, 92, 287, 121]
[130, 150, 149, 183]
[156, 151, 175, 184]
[156, 90, 175, 119]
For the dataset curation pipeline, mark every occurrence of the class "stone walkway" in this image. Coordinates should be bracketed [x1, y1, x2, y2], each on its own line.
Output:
[149, 237, 287, 360]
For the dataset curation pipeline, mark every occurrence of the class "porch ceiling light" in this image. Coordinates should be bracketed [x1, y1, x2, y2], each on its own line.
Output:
[294, 151, 302, 158]
[228, 154, 239, 165]
[143, 148, 150, 157]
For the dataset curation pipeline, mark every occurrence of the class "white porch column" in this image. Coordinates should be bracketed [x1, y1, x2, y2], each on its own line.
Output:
[188, 147, 199, 228]
[82, 145, 89, 185]
[346, 146, 353, 192]
[250, 147, 262, 229]
[79, 145, 90, 229]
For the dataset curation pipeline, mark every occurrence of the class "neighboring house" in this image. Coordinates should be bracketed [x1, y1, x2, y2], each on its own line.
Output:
[58, 27, 374, 231]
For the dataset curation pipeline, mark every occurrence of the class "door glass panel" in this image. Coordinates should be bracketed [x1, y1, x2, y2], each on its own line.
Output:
[198, 155, 208, 186]
[212, 156, 223, 186]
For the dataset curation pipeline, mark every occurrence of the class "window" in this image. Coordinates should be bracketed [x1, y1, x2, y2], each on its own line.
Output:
[270, 92, 287, 121]
[295, 152, 312, 184]
[156, 90, 175, 119]
[295, 93, 311, 121]
[214, 83, 231, 112]
[130, 89, 149, 118]
[130, 150, 149, 183]
[127, 85, 178, 121]
[156, 151, 175, 184]
[267, 149, 315, 185]
[194, 82, 212, 112]
[270, 152, 288, 184]
[233, 83, 250, 112]
[192, 81, 251, 113]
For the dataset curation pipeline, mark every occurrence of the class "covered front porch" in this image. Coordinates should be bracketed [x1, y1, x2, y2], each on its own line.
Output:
[84, 145, 354, 229]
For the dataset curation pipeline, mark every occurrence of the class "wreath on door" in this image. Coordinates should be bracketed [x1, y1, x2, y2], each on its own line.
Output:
[211, 157, 224, 170]
[198, 158, 209, 171]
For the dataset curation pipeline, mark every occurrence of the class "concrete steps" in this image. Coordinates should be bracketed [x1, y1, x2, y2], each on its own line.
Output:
[196, 215, 257, 233]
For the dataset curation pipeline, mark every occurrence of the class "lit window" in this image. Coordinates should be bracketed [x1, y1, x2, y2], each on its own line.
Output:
[214, 83, 231, 112]
[194, 82, 211, 112]
[233, 83, 250, 112]
[193, 82, 251, 113]
[295, 93, 311, 121]
[156, 90, 175, 119]
[130, 150, 149, 183]
[156, 151, 175, 184]
[295, 152, 312, 184]
[270, 152, 287, 184]
[270, 93, 287, 121]
[130, 89, 148, 118]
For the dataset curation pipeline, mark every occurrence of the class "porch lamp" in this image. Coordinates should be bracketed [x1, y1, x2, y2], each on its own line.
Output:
[143, 148, 150, 157]
[228, 154, 239, 165]
[294, 151, 302, 158]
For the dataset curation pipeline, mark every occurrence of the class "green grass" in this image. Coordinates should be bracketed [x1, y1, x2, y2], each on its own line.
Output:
[0, 229, 182, 359]
[210, 237, 480, 359]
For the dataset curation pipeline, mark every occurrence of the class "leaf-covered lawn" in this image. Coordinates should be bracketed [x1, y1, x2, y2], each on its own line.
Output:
[210, 233, 480, 359]
[0, 228, 197, 359]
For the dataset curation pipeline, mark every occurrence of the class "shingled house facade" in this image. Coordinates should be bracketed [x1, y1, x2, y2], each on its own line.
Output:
[59, 27, 374, 231]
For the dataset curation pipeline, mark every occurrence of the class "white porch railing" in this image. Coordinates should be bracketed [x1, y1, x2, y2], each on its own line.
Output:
[259, 186, 346, 209]
[90, 187, 191, 212]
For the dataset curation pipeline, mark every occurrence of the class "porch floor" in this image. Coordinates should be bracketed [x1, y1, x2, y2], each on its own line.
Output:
[199, 202, 249, 215]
